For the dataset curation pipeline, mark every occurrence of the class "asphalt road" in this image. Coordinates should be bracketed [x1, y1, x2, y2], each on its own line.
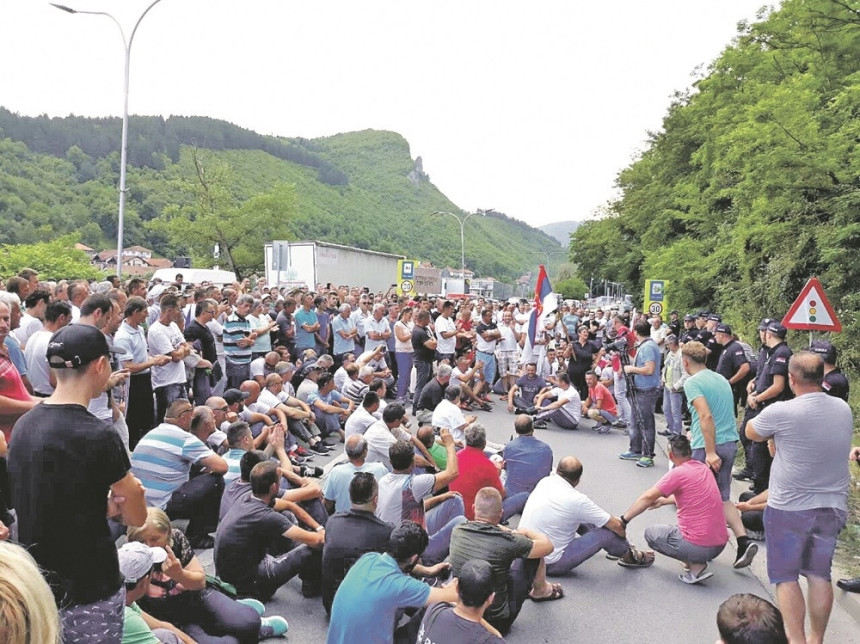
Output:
[199, 400, 860, 643]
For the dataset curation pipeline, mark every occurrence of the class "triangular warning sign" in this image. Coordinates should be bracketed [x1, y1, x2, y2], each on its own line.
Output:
[782, 277, 841, 332]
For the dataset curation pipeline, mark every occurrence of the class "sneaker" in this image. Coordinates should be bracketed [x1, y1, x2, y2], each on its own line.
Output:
[732, 469, 753, 481]
[310, 443, 331, 454]
[618, 451, 642, 461]
[261, 615, 289, 637]
[635, 457, 655, 468]
[612, 420, 628, 428]
[733, 541, 759, 569]
[533, 420, 548, 429]
[294, 446, 310, 457]
[657, 430, 672, 437]
[301, 466, 324, 478]
[746, 530, 765, 541]
[237, 598, 265, 615]
[678, 566, 714, 585]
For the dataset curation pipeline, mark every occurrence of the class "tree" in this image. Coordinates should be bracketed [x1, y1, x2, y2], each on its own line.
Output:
[0, 234, 102, 281]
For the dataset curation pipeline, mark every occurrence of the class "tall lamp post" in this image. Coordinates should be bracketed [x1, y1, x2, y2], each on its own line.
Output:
[51, 0, 165, 279]
[432, 208, 492, 283]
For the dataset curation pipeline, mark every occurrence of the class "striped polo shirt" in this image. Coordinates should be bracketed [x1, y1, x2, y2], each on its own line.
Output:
[222, 448, 245, 487]
[131, 423, 215, 509]
[223, 313, 252, 365]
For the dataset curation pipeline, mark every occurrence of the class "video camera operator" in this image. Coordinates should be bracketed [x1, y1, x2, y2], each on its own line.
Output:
[618, 322, 662, 468]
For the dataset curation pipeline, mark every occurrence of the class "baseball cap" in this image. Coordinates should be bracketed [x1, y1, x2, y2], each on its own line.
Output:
[117, 542, 167, 584]
[766, 322, 787, 339]
[46, 325, 112, 369]
[707, 314, 722, 322]
[758, 317, 773, 331]
[697, 310, 709, 319]
[683, 314, 695, 322]
[809, 340, 836, 364]
[715, 323, 732, 335]
[224, 388, 251, 405]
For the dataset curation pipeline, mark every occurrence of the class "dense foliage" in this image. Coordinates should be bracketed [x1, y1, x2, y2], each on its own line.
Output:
[0, 113, 561, 282]
[571, 0, 860, 371]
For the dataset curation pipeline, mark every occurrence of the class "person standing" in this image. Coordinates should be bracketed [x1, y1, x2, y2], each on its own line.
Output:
[563, 325, 598, 402]
[714, 324, 751, 414]
[474, 309, 501, 393]
[393, 307, 414, 403]
[8, 324, 147, 643]
[411, 310, 437, 416]
[618, 322, 662, 468]
[746, 352, 853, 644]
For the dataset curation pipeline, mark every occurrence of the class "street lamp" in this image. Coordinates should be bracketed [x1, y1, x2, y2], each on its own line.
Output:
[51, 0, 165, 279]
[529, 250, 568, 265]
[432, 208, 492, 282]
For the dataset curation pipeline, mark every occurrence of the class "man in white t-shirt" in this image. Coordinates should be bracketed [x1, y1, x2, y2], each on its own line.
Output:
[24, 300, 72, 397]
[451, 355, 489, 409]
[147, 293, 192, 424]
[431, 386, 477, 447]
[344, 392, 382, 439]
[495, 311, 520, 393]
[434, 300, 458, 363]
[533, 373, 581, 430]
[520, 457, 654, 578]
[250, 351, 281, 388]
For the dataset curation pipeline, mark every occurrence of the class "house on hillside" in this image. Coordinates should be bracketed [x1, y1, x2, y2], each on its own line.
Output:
[92, 246, 172, 274]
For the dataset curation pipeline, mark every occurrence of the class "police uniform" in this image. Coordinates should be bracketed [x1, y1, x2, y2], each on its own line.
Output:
[810, 340, 850, 402]
[715, 325, 750, 412]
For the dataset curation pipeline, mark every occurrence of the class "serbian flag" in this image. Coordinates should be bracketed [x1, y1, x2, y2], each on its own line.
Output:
[527, 265, 557, 346]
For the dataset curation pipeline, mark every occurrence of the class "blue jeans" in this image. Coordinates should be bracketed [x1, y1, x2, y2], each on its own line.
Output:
[502, 492, 530, 521]
[546, 525, 630, 576]
[663, 387, 683, 435]
[423, 495, 466, 564]
[395, 351, 414, 399]
[476, 351, 496, 389]
[629, 387, 660, 457]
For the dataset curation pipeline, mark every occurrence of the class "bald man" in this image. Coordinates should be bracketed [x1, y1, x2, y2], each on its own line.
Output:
[519, 457, 654, 577]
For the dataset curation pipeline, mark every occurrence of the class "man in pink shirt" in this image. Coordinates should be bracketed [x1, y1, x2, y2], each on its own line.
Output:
[582, 371, 618, 432]
[619, 434, 727, 584]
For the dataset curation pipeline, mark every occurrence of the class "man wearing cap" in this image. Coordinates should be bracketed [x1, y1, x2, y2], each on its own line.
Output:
[700, 314, 722, 371]
[679, 314, 698, 344]
[745, 321, 793, 494]
[733, 318, 772, 482]
[132, 399, 228, 549]
[8, 324, 147, 643]
[117, 542, 190, 644]
[810, 340, 849, 402]
[714, 323, 751, 414]
[667, 310, 681, 338]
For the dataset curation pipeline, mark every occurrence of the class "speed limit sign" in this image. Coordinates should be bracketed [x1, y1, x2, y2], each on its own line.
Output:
[649, 302, 663, 315]
[400, 280, 414, 294]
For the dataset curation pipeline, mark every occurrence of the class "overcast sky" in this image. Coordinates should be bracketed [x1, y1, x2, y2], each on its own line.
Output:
[1, 0, 768, 228]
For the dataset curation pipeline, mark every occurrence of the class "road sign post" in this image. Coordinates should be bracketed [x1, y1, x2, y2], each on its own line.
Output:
[396, 260, 417, 297]
[643, 279, 668, 318]
[781, 277, 841, 345]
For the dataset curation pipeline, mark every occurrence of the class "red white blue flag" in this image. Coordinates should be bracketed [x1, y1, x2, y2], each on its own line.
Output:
[528, 264, 556, 346]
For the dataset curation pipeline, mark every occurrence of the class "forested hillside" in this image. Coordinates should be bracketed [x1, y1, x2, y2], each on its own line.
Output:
[571, 0, 860, 370]
[0, 109, 560, 282]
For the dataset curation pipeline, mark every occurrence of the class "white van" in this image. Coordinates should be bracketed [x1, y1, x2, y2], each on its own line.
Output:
[151, 268, 237, 286]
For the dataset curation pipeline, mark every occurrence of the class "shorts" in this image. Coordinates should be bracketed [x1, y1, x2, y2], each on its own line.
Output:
[496, 351, 519, 377]
[691, 441, 737, 501]
[764, 506, 847, 584]
[644, 524, 725, 564]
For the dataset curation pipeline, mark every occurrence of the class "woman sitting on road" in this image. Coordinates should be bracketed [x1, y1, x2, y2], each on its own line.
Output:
[127, 507, 288, 643]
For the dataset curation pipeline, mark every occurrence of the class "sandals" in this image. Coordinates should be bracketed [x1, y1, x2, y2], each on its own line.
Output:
[530, 583, 565, 602]
[617, 546, 656, 568]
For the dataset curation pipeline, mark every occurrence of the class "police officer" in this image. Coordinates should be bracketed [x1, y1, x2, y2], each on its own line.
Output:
[701, 314, 723, 371]
[744, 321, 793, 494]
[714, 323, 750, 413]
[667, 310, 681, 338]
[679, 314, 698, 344]
[810, 340, 849, 402]
[734, 317, 772, 482]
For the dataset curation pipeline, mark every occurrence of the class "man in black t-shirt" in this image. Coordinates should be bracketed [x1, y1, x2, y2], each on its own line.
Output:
[8, 324, 147, 644]
[322, 472, 394, 614]
[714, 324, 751, 413]
[416, 364, 452, 425]
[215, 460, 325, 600]
[418, 559, 504, 643]
[411, 310, 437, 415]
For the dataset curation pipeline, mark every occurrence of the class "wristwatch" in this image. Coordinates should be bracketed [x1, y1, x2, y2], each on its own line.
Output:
[620, 515, 629, 527]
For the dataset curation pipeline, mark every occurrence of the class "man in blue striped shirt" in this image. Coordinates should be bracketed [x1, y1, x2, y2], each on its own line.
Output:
[131, 399, 228, 548]
[224, 295, 258, 389]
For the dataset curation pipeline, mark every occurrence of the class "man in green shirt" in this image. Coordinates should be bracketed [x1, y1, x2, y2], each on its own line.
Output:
[417, 424, 447, 470]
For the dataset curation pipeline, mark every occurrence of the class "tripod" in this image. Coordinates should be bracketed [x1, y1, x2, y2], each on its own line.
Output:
[616, 349, 650, 457]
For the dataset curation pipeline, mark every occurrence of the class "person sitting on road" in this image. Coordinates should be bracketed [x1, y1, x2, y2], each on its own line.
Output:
[308, 374, 354, 441]
[431, 386, 477, 448]
[581, 371, 618, 432]
[363, 403, 434, 471]
[506, 362, 548, 415]
[451, 354, 489, 410]
[126, 507, 288, 642]
[716, 593, 787, 644]
[326, 521, 457, 644]
[375, 432, 463, 565]
[416, 559, 504, 643]
[322, 435, 388, 515]
[532, 373, 582, 430]
[343, 391, 381, 439]
[416, 364, 452, 425]
[447, 487, 557, 635]
[519, 456, 654, 577]
[321, 472, 394, 614]
[342, 365, 374, 406]
[450, 423, 530, 523]
[215, 461, 325, 601]
[620, 434, 728, 584]
[501, 415, 553, 500]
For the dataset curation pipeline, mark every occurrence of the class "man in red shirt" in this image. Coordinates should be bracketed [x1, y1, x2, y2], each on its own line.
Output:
[0, 301, 38, 442]
[582, 371, 618, 433]
[450, 423, 530, 522]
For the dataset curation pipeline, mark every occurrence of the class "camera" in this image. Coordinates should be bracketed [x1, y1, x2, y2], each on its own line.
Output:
[604, 336, 628, 353]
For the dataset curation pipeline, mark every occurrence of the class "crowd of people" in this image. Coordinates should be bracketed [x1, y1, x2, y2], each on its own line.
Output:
[0, 267, 856, 644]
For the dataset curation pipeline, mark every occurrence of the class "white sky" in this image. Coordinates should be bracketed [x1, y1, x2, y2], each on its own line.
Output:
[0, 0, 768, 228]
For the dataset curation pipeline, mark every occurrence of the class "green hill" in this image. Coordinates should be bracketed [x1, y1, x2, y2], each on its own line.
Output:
[0, 109, 561, 283]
